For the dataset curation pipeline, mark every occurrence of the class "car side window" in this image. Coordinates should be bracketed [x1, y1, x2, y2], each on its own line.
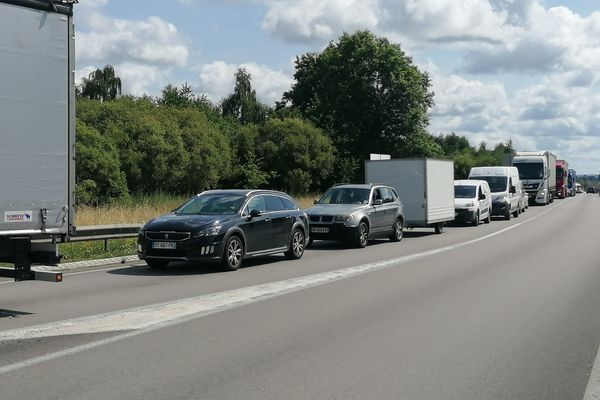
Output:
[280, 196, 300, 210]
[245, 196, 267, 214]
[382, 188, 394, 203]
[266, 196, 286, 212]
[372, 188, 385, 203]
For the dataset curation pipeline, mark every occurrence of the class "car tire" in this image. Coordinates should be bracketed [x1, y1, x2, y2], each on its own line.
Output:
[389, 218, 404, 242]
[355, 221, 369, 248]
[505, 209, 511, 220]
[434, 222, 444, 234]
[485, 213, 491, 224]
[146, 259, 169, 269]
[513, 208, 519, 218]
[473, 211, 480, 226]
[223, 235, 244, 271]
[285, 229, 305, 260]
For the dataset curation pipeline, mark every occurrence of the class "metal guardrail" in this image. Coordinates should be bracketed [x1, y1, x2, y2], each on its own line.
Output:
[33, 224, 142, 250]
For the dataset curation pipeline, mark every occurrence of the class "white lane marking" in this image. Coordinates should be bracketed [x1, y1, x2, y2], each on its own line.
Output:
[0, 199, 568, 375]
[585, 344, 600, 400]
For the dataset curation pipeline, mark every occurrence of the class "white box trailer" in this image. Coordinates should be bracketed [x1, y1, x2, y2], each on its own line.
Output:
[0, 0, 76, 281]
[365, 158, 455, 233]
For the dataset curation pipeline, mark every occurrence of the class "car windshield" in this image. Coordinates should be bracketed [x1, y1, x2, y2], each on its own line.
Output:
[454, 185, 476, 199]
[318, 188, 371, 204]
[514, 162, 544, 179]
[475, 176, 508, 193]
[176, 194, 246, 215]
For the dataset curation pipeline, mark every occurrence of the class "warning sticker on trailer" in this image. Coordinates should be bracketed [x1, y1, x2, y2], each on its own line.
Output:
[4, 211, 33, 223]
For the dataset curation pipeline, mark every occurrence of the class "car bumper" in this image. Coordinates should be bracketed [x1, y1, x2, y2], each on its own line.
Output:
[491, 202, 509, 216]
[455, 209, 477, 222]
[309, 223, 358, 242]
[137, 234, 224, 263]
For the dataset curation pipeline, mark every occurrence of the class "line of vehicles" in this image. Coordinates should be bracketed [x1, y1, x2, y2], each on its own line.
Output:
[0, 0, 586, 280]
[136, 151, 578, 271]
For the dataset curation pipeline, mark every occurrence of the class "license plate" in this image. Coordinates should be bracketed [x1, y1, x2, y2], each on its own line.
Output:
[152, 242, 176, 250]
[311, 227, 329, 233]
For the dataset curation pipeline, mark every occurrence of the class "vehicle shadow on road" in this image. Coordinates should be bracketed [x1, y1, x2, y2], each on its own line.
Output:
[0, 309, 33, 319]
[107, 256, 289, 277]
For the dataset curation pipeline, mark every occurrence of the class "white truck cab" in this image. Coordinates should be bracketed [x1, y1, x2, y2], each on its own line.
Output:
[453, 180, 492, 226]
[468, 167, 521, 220]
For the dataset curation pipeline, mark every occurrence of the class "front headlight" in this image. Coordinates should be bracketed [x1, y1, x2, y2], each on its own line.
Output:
[335, 215, 353, 222]
[193, 226, 221, 237]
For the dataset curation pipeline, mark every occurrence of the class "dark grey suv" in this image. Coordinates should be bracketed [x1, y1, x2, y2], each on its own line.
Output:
[307, 184, 404, 248]
[138, 190, 309, 271]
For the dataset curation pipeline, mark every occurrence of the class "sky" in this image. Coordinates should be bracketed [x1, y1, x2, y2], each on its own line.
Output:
[75, 0, 600, 174]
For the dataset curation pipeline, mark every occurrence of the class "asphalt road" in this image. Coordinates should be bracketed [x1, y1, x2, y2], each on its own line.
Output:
[1, 194, 600, 399]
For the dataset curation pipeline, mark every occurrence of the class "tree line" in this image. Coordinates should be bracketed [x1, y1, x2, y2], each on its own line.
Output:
[76, 31, 513, 206]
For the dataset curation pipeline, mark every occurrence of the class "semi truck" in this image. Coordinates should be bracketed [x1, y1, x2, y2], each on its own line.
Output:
[511, 151, 557, 205]
[555, 160, 569, 199]
[364, 158, 455, 233]
[0, 0, 76, 282]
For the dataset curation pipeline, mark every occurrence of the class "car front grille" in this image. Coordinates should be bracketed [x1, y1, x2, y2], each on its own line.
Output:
[145, 231, 191, 241]
[309, 215, 334, 223]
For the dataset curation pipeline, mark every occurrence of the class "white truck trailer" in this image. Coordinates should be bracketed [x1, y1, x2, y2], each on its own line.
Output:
[0, 0, 76, 282]
[511, 151, 557, 205]
[365, 158, 455, 233]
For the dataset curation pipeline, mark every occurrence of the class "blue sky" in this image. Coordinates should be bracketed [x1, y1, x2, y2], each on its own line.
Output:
[76, 0, 600, 174]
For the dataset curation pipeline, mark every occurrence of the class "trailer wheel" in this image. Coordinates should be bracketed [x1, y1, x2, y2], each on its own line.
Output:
[434, 223, 444, 234]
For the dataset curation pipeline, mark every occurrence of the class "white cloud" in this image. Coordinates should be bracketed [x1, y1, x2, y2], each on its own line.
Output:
[198, 61, 292, 105]
[262, 0, 380, 43]
[78, 14, 188, 67]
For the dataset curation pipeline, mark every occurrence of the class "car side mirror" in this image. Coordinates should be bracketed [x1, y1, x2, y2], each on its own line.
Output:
[373, 199, 383, 206]
[510, 186, 516, 194]
[249, 209, 261, 219]
[313, 199, 318, 205]
[479, 194, 486, 200]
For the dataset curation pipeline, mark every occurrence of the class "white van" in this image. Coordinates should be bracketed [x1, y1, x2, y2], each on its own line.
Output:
[454, 180, 492, 226]
[468, 166, 522, 220]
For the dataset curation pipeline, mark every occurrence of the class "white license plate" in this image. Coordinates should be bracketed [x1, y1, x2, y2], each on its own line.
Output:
[152, 242, 176, 250]
[311, 227, 329, 233]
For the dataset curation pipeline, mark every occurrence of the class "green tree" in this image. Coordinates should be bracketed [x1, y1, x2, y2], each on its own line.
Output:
[255, 118, 336, 194]
[222, 68, 268, 124]
[75, 120, 129, 205]
[282, 31, 435, 181]
[79, 65, 122, 102]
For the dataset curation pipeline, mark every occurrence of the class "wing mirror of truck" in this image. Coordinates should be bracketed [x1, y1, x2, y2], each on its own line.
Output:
[510, 186, 516, 194]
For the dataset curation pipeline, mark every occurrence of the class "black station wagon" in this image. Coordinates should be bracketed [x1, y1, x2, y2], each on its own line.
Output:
[138, 190, 309, 271]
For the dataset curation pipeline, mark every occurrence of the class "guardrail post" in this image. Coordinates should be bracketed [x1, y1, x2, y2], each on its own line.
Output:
[104, 239, 109, 252]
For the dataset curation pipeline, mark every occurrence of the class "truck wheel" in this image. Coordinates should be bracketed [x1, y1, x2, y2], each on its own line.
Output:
[355, 221, 369, 248]
[147, 259, 169, 269]
[434, 223, 444, 234]
[473, 211, 480, 226]
[513, 208, 519, 218]
[284, 229, 305, 260]
[223, 235, 244, 271]
[389, 218, 404, 242]
[505, 210, 511, 220]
